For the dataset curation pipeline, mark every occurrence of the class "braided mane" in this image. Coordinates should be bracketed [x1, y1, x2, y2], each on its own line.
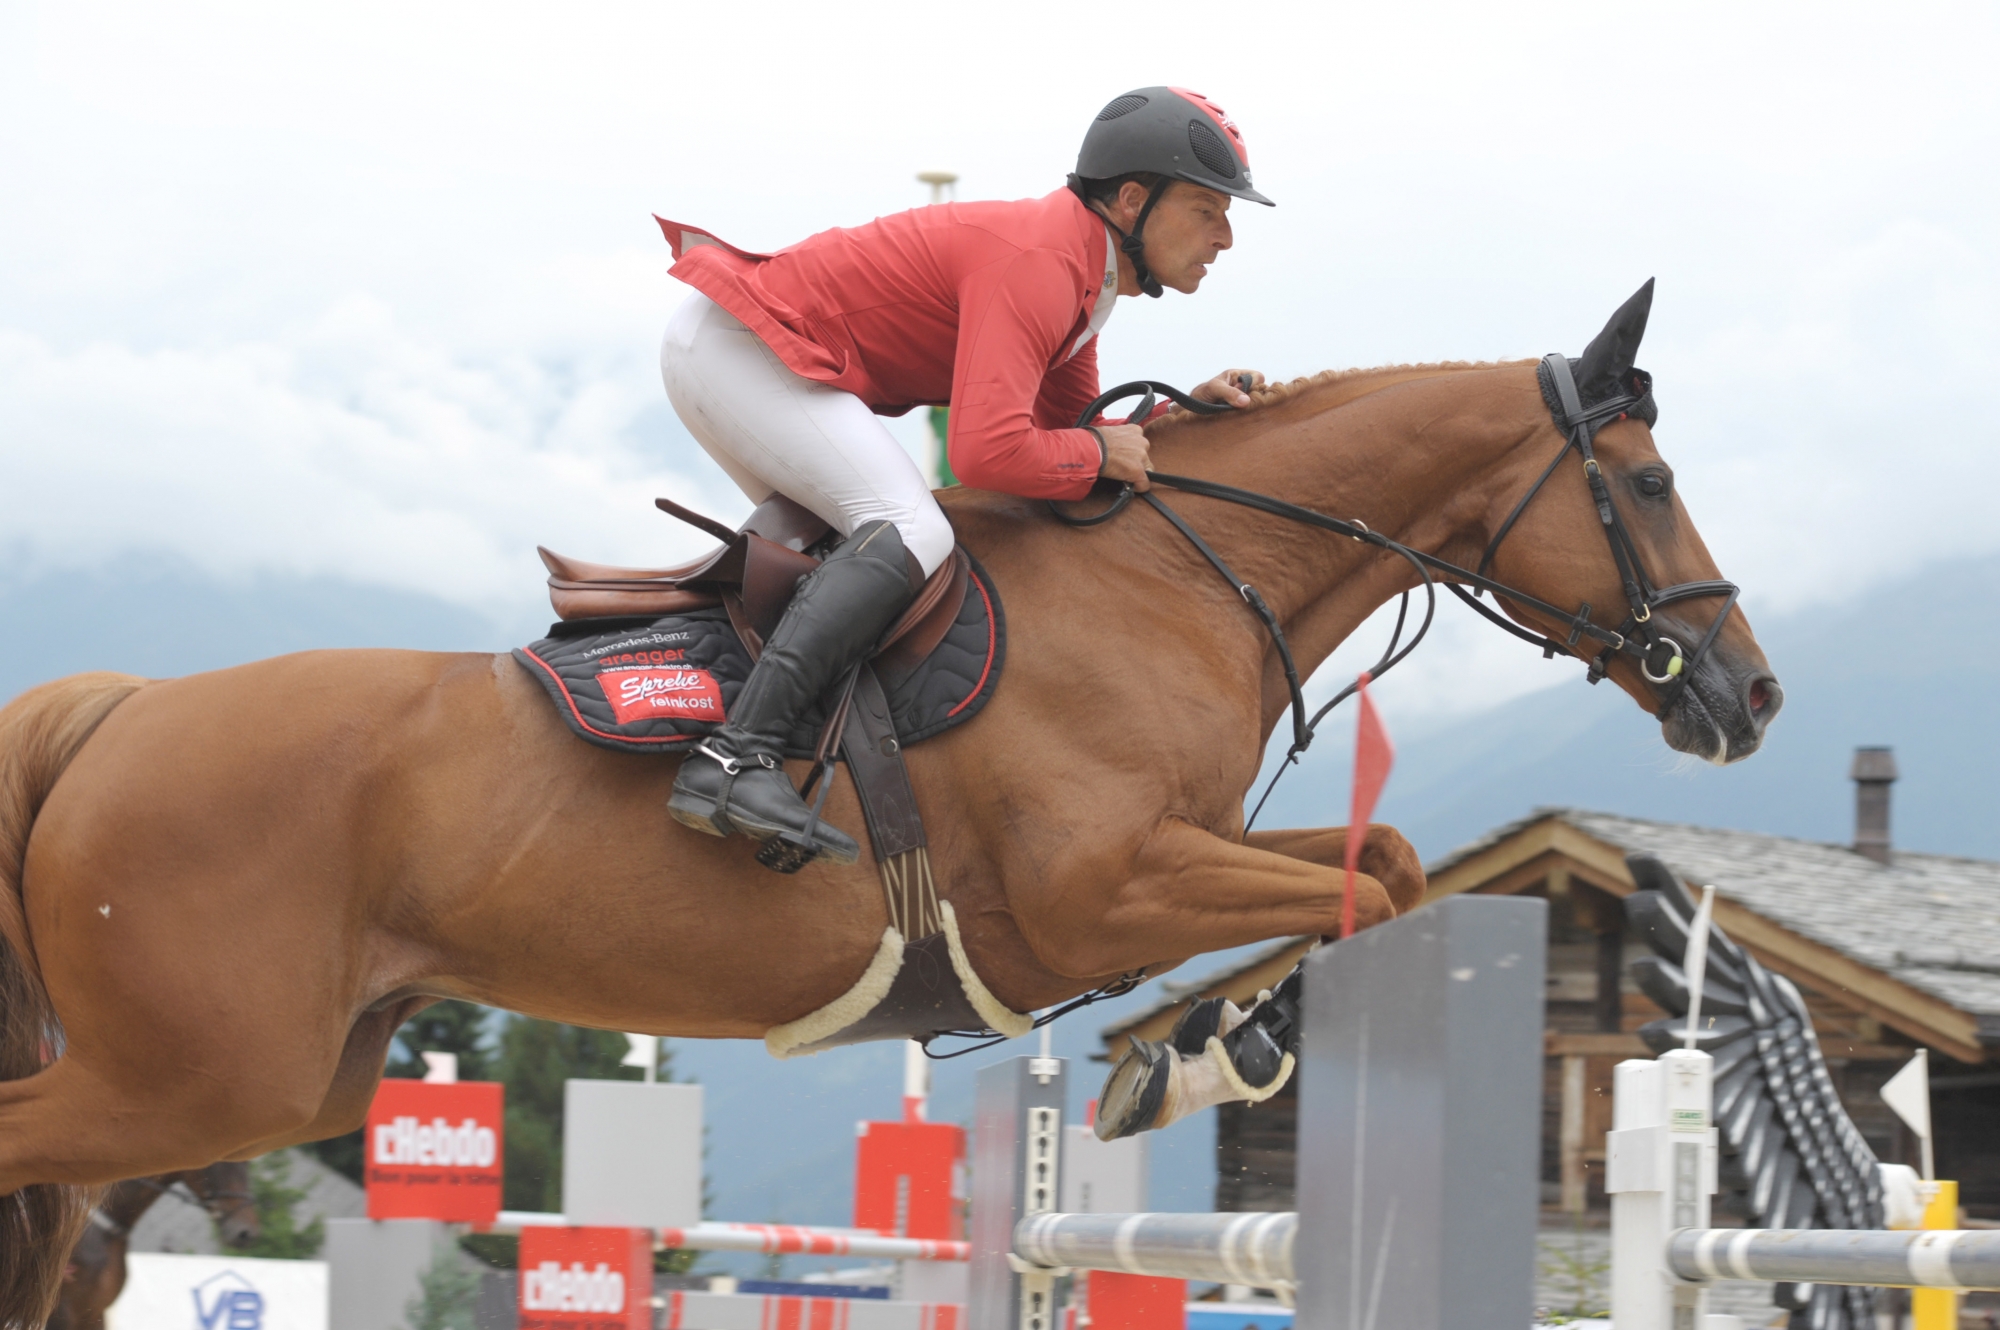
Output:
[1152, 359, 1532, 437]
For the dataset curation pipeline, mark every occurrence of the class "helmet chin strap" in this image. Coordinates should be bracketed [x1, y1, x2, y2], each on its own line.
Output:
[1095, 179, 1172, 299]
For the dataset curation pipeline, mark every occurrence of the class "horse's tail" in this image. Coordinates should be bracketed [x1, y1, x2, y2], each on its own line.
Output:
[0, 671, 145, 1330]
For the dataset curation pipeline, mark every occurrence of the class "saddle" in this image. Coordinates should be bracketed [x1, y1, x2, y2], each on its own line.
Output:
[539, 495, 969, 678]
[521, 496, 1015, 1059]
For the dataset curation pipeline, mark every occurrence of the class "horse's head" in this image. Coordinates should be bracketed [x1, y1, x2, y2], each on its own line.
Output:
[1482, 281, 1782, 763]
[176, 1161, 261, 1248]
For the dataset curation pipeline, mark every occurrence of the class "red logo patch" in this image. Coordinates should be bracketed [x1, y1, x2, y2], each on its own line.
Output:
[363, 1080, 504, 1223]
[600, 665, 724, 725]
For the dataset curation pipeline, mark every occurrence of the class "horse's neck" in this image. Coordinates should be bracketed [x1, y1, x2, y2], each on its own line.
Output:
[1150, 364, 1538, 699]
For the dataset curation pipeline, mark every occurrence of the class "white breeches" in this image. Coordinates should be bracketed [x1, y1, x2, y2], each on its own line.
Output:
[660, 293, 955, 576]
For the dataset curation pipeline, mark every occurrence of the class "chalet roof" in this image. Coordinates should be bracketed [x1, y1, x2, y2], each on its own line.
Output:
[1434, 808, 2000, 1021]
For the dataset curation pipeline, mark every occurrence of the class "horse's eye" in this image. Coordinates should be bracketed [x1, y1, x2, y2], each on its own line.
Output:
[1636, 472, 1670, 499]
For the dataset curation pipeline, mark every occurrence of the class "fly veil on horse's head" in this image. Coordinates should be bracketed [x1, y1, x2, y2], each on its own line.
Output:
[1473, 276, 1779, 764]
[1560, 277, 1659, 429]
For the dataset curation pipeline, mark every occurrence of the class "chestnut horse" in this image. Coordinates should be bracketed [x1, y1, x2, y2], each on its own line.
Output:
[0, 291, 1779, 1323]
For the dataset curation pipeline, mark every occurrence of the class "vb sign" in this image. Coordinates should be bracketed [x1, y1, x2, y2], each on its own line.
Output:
[518, 1226, 654, 1330]
[364, 1079, 503, 1222]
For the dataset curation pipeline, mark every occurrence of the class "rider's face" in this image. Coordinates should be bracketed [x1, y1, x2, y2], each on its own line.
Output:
[1140, 184, 1234, 294]
[1103, 181, 1234, 296]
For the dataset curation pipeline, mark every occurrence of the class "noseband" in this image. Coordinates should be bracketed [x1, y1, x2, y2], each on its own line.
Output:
[1052, 363, 1741, 824]
[1457, 354, 1739, 720]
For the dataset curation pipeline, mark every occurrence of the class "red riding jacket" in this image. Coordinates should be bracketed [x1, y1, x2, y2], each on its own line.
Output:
[658, 188, 1129, 501]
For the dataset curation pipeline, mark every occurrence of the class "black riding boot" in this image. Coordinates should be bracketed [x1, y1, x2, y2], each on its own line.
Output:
[668, 520, 920, 871]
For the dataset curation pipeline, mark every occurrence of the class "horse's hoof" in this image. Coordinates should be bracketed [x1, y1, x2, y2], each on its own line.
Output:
[1094, 1038, 1171, 1141]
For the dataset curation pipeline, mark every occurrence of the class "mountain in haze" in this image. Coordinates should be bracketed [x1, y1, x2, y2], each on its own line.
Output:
[0, 554, 516, 695]
[0, 549, 1991, 1267]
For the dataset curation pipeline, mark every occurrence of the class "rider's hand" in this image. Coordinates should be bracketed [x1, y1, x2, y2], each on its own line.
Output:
[1191, 368, 1267, 408]
[1095, 423, 1154, 492]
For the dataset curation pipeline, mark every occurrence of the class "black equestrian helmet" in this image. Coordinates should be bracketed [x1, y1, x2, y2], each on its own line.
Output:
[1075, 86, 1275, 206]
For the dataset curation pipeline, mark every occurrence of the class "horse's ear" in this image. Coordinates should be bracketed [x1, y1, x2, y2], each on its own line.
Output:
[1573, 278, 1655, 401]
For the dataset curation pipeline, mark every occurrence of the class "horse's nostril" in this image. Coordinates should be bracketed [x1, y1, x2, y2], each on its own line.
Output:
[1746, 675, 1783, 725]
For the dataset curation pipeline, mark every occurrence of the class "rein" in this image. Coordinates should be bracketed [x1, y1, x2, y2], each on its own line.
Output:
[927, 359, 1741, 1057]
[1050, 365, 1741, 824]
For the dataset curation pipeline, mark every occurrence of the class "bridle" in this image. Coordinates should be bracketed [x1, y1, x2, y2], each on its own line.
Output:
[927, 357, 1743, 1056]
[1461, 354, 1739, 718]
[1050, 358, 1741, 825]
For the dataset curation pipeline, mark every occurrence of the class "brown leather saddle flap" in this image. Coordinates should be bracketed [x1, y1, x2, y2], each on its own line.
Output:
[877, 548, 970, 677]
[540, 494, 834, 624]
[540, 494, 968, 677]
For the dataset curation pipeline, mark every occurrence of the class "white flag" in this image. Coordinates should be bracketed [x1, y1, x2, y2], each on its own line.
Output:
[1880, 1049, 1934, 1180]
[622, 1033, 658, 1076]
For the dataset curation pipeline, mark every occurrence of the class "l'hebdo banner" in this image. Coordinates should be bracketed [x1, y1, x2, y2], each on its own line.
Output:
[363, 1080, 503, 1223]
[518, 1227, 654, 1330]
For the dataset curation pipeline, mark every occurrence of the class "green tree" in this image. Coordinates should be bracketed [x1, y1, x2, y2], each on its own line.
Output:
[386, 1000, 497, 1082]
[402, 1241, 483, 1330]
[496, 1017, 644, 1213]
[231, 1152, 325, 1259]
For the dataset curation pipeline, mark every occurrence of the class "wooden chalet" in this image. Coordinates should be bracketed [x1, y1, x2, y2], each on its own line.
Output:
[1099, 755, 2000, 1219]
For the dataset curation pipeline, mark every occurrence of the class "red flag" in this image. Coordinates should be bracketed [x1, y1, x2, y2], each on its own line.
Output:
[1341, 673, 1395, 940]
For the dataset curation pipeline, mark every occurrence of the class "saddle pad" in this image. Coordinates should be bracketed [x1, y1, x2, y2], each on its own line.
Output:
[514, 551, 1004, 756]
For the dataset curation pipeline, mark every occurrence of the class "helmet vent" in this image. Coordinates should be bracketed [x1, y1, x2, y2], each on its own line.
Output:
[1096, 93, 1150, 122]
[1187, 119, 1238, 179]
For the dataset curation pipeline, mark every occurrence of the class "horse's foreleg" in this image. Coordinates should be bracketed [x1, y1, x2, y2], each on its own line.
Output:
[1018, 818, 1396, 980]
[1036, 819, 1403, 1144]
[1243, 823, 1427, 916]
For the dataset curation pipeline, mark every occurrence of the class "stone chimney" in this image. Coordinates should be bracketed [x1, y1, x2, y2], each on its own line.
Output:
[1850, 746, 1898, 864]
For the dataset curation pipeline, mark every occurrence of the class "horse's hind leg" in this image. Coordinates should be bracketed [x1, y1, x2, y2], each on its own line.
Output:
[0, 895, 369, 1190]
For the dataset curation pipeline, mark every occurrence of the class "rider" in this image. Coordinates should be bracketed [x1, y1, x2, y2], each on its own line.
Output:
[657, 86, 1274, 869]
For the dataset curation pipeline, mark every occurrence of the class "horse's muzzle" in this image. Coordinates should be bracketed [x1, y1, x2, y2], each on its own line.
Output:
[1663, 659, 1783, 765]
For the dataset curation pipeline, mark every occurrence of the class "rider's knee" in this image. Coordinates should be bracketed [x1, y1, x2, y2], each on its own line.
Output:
[900, 509, 956, 578]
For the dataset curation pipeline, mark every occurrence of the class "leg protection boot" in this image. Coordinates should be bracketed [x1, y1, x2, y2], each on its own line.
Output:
[1092, 964, 1307, 1141]
[668, 520, 920, 870]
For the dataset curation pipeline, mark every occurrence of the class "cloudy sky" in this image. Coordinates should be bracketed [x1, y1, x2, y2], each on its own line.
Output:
[3, 0, 1995, 723]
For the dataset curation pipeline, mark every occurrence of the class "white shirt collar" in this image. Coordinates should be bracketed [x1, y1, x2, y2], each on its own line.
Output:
[1068, 222, 1122, 361]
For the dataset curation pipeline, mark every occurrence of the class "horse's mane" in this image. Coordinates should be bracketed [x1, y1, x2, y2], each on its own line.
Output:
[1151, 359, 1531, 438]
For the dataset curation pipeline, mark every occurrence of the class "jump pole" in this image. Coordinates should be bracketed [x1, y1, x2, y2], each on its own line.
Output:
[1609, 1048, 2000, 1328]
[984, 893, 1550, 1330]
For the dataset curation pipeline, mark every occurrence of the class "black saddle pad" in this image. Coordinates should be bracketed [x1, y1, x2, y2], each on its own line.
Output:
[515, 551, 1004, 756]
